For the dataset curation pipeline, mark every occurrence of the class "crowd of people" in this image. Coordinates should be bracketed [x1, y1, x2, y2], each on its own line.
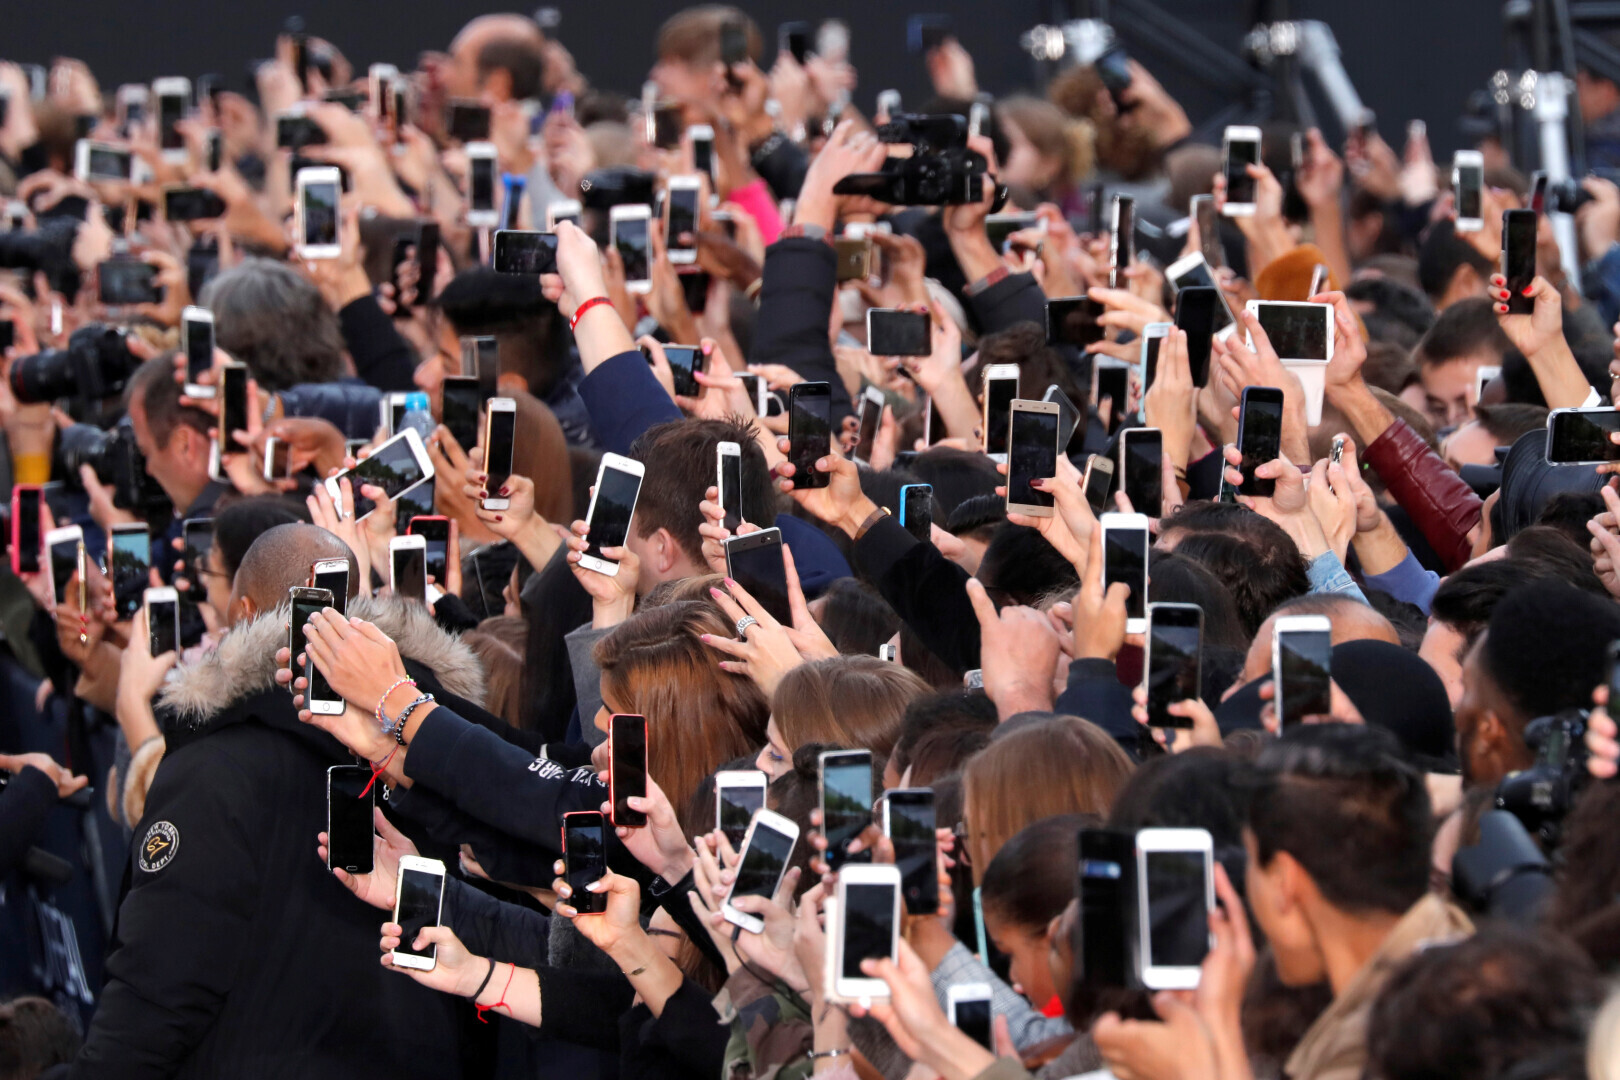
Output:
[3, 5, 1620, 1079]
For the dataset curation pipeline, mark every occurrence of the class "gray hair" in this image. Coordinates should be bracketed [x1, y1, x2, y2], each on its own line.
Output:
[199, 258, 345, 391]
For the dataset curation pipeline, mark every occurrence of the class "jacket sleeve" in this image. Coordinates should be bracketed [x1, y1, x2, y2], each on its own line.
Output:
[443, 876, 553, 968]
[752, 237, 854, 422]
[964, 269, 1047, 336]
[385, 782, 559, 888]
[1052, 658, 1139, 749]
[338, 294, 419, 392]
[630, 977, 730, 1079]
[70, 747, 261, 1078]
[0, 765, 57, 877]
[533, 966, 634, 1050]
[276, 381, 384, 441]
[576, 350, 684, 457]
[1361, 417, 1482, 572]
[852, 514, 978, 673]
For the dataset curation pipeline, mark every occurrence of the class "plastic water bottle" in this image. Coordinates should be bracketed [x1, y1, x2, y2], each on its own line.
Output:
[399, 392, 436, 444]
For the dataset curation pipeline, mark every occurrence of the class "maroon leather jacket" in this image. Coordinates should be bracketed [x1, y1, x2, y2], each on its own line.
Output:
[1363, 417, 1483, 572]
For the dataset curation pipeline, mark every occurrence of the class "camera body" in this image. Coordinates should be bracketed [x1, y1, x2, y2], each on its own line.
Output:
[833, 114, 991, 207]
[1493, 709, 1589, 847]
[10, 324, 142, 411]
[1544, 170, 1620, 214]
[57, 421, 170, 515]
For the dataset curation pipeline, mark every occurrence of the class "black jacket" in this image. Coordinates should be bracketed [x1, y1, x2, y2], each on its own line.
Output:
[752, 237, 855, 423]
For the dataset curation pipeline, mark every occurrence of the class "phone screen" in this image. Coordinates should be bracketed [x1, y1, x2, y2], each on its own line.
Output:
[611, 714, 648, 826]
[614, 214, 651, 282]
[183, 521, 212, 584]
[1147, 607, 1202, 727]
[1110, 196, 1134, 286]
[841, 882, 897, 979]
[1145, 850, 1210, 968]
[955, 997, 992, 1049]
[565, 815, 609, 913]
[719, 451, 742, 532]
[1503, 210, 1537, 314]
[1254, 305, 1329, 360]
[693, 133, 714, 176]
[984, 375, 1018, 458]
[395, 866, 444, 960]
[343, 434, 428, 519]
[1007, 408, 1058, 508]
[1548, 410, 1620, 463]
[1237, 391, 1284, 497]
[393, 543, 426, 602]
[902, 484, 933, 542]
[788, 383, 832, 489]
[1456, 163, 1483, 220]
[111, 527, 150, 619]
[1104, 527, 1148, 623]
[1195, 196, 1222, 266]
[727, 531, 790, 624]
[1143, 332, 1165, 392]
[1225, 136, 1258, 204]
[219, 367, 248, 449]
[888, 793, 938, 915]
[15, 489, 40, 573]
[1123, 431, 1163, 517]
[408, 519, 450, 585]
[869, 310, 931, 356]
[301, 178, 339, 247]
[855, 395, 882, 463]
[667, 185, 699, 253]
[435, 377, 479, 456]
[290, 589, 339, 705]
[732, 822, 794, 902]
[1173, 287, 1219, 387]
[661, 345, 701, 397]
[586, 465, 643, 565]
[492, 230, 558, 274]
[328, 765, 375, 873]
[87, 144, 131, 180]
[470, 158, 496, 213]
[159, 93, 185, 151]
[1084, 460, 1114, 512]
[822, 754, 872, 870]
[718, 782, 765, 847]
[1045, 298, 1105, 348]
[184, 316, 213, 385]
[1278, 629, 1333, 724]
[480, 408, 516, 496]
[99, 261, 158, 305]
[148, 598, 179, 655]
[1097, 364, 1130, 432]
[50, 537, 79, 605]
[312, 564, 348, 619]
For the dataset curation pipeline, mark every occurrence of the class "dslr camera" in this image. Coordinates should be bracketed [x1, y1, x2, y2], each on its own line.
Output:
[1544, 171, 1620, 214]
[1492, 709, 1588, 847]
[833, 114, 1000, 207]
[10, 324, 143, 413]
[56, 419, 170, 515]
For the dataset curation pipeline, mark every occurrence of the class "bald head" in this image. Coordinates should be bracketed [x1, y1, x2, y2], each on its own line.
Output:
[228, 524, 360, 625]
[448, 14, 545, 100]
[1241, 596, 1399, 681]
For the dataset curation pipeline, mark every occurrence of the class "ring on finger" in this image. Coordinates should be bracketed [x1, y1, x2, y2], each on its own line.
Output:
[735, 615, 758, 640]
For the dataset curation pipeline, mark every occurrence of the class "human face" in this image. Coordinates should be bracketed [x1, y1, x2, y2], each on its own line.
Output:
[755, 715, 791, 779]
[1443, 420, 1500, 470]
[1242, 829, 1325, 987]
[1419, 619, 1468, 708]
[650, 58, 718, 107]
[984, 910, 1057, 1006]
[1421, 357, 1488, 431]
[999, 116, 1054, 192]
[129, 395, 209, 511]
[200, 539, 232, 616]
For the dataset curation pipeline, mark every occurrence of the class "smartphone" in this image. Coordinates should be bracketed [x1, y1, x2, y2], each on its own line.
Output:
[1453, 150, 1485, 232]
[723, 810, 801, 934]
[491, 229, 558, 274]
[581, 453, 645, 576]
[390, 535, 428, 603]
[1078, 828, 1136, 989]
[217, 362, 248, 455]
[460, 334, 500, 401]
[1222, 126, 1261, 216]
[1171, 286, 1221, 389]
[1307, 262, 1330, 298]
[1166, 252, 1237, 340]
[45, 526, 82, 608]
[717, 441, 743, 532]
[854, 386, 885, 465]
[651, 100, 684, 151]
[819, 749, 873, 872]
[788, 382, 833, 490]
[835, 235, 872, 282]
[163, 186, 227, 222]
[1045, 297, 1106, 349]
[1502, 209, 1537, 315]
[899, 483, 933, 542]
[948, 984, 993, 1050]
[464, 143, 498, 228]
[1144, 603, 1203, 729]
[274, 107, 326, 151]
[1140, 321, 1171, 396]
[294, 166, 342, 260]
[1109, 195, 1135, 288]
[98, 259, 161, 305]
[436, 375, 482, 456]
[1006, 399, 1060, 517]
[1545, 407, 1620, 464]
[1273, 614, 1333, 726]
[724, 527, 791, 625]
[1083, 455, 1116, 513]
[391, 856, 447, 970]
[1246, 300, 1333, 362]
[610, 714, 649, 828]
[1136, 828, 1215, 990]
[1235, 387, 1285, 497]
[145, 586, 179, 656]
[467, 395, 514, 512]
[546, 199, 582, 231]
[10, 485, 41, 575]
[782, 21, 813, 64]
[323, 428, 436, 520]
[1116, 427, 1164, 518]
[985, 210, 1040, 254]
[74, 140, 133, 182]
[447, 99, 492, 142]
[405, 516, 450, 588]
[181, 307, 215, 398]
[981, 365, 1020, 465]
[715, 770, 768, 848]
[563, 811, 610, 914]
[867, 309, 931, 356]
[876, 88, 902, 118]
[688, 123, 715, 178]
[1042, 384, 1082, 453]
[182, 518, 212, 586]
[327, 764, 375, 874]
[289, 585, 343, 715]
[256, 436, 290, 482]
[311, 557, 348, 618]
[109, 522, 150, 620]
[153, 77, 190, 161]
[658, 344, 701, 398]
[1191, 193, 1224, 268]
[368, 63, 399, 119]
[1094, 360, 1130, 434]
[610, 205, 653, 294]
[878, 643, 898, 662]
[883, 788, 938, 916]
[831, 864, 902, 1001]
[1100, 512, 1150, 635]
[665, 175, 701, 265]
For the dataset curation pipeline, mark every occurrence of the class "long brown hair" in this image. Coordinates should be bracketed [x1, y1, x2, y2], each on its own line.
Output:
[463, 616, 526, 727]
[772, 656, 928, 768]
[507, 390, 573, 524]
[595, 601, 768, 829]
[962, 716, 1133, 883]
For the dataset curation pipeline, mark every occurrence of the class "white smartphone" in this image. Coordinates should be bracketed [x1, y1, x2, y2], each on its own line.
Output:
[44, 525, 84, 608]
[1244, 300, 1334, 362]
[876, 89, 902, 118]
[74, 140, 133, 183]
[290, 585, 345, 715]
[1136, 827, 1215, 991]
[153, 77, 191, 163]
[181, 306, 215, 399]
[1005, 399, 1061, 518]
[323, 428, 436, 521]
[610, 204, 653, 295]
[665, 174, 702, 265]
[714, 769, 768, 848]
[687, 123, 715, 178]
[878, 643, 898, 662]
[311, 557, 350, 618]
[368, 63, 399, 118]
[947, 983, 994, 1049]
[716, 440, 743, 532]
[116, 83, 149, 131]
[722, 807, 800, 933]
[1453, 150, 1485, 233]
[1221, 126, 1262, 217]
[144, 586, 180, 657]
[390, 856, 447, 971]
[832, 863, 902, 1000]
[294, 166, 343, 260]
[480, 397, 518, 510]
[262, 437, 290, 481]
[466, 142, 499, 227]
[580, 453, 646, 576]
[981, 363, 1020, 464]
[380, 391, 408, 437]
[1100, 512, 1151, 635]
[390, 534, 428, 603]
[546, 198, 583, 231]
[1272, 614, 1333, 727]
[1474, 364, 1501, 404]
[1164, 251, 1237, 341]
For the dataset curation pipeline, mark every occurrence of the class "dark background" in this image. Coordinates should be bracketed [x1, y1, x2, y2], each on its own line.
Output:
[7, 0, 1501, 156]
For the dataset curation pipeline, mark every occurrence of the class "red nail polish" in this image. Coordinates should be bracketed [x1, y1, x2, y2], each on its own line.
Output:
[498, 486, 509, 497]
[1522, 285, 1535, 296]
[495, 515, 503, 522]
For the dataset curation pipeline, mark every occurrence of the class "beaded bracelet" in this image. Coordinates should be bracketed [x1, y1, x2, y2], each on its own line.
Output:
[393, 693, 436, 746]
[374, 677, 417, 728]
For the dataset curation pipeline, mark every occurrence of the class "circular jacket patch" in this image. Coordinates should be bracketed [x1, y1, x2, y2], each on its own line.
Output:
[139, 821, 179, 873]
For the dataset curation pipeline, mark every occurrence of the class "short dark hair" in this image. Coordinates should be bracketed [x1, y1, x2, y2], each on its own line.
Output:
[1166, 508, 1310, 637]
[212, 495, 310, 581]
[0, 996, 81, 1075]
[978, 523, 1079, 606]
[1473, 402, 1549, 446]
[656, 6, 761, 66]
[1482, 578, 1620, 725]
[1110, 747, 1249, 858]
[627, 418, 775, 565]
[1411, 297, 1516, 371]
[1532, 496, 1607, 555]
[945, 492, 1007, 538]
[1146, 551, 1248, 650]
[1246, 725, 1432, 915]
[434, 268, 570, 398]
[971, 323, 1087, 413]
[1364, 925, 1604, 1080]
[892, 689, 998, 776]
[127, 354, 212, 446]
[1417, 220, 1494, 302]
[903, 447, 1002, 520]
[200, 258, 345, 391]
[980, 813, 1091, 931]
[1344, 276, 1436, 344]
[816, 577, 900, 657]
[1430, 559, 1529, 641]
[477, 37, 545, 100]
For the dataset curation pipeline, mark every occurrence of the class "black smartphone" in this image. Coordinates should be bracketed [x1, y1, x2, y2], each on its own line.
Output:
[885, 789, 938, 916]
[1095, 363, 1130, 434]
[98, 259, 160, 305]
[288, 586, 338, 707]
[326, 764, 375, 874]
[164, 187, 227, 222]
[901, 483, 933, 542]
[781, 21, 812, 64]
[182, 518, 213, 585]
[721, 19, 750, 65]
[1236, 387, 1285, 497]
[868, 309, 931, 356]
[109, 524, 150, 620]
[1046, 297, 1106, 348]
[610, 713, 648, 827]
[1145, 603, 1203, 729]
[1120, 428, 1163, 517]
[563, 811, 609, 913]
[219, 364, 248, 453]
[275, 111, 327, 150]
[417, 221, 441, 303]
[788, 382, 833, 490]
[1110, 195, 1135, 288]
[492, 229, 558, 274]
[13, 486, 41, 574]
[446, 100, 491, 141]
[1502, 209, 1536, 316]
[1077, 828, 1135, 989]
[407, 516, 451, 586]
[1143, 326, 1169, 395]
[820, 749, 873, 872]
[1174, 287, 1218, 388]
[1546, 408, 1620, 464]
[659, 345, 701, 398]
[724, 527, 791, 625]
[440, 375, 482, 454]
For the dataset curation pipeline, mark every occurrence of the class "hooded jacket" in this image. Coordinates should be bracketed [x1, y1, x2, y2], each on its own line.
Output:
[70, 597, 481, 1080]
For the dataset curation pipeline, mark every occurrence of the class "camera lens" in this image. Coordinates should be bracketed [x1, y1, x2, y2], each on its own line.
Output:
[9, 347, 74, 405]
[10, 324, 141, 407]
[56, 422, 114, 489]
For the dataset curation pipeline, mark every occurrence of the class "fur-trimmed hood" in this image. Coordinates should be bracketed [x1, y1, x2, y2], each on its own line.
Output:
[159, 594, 485, 726]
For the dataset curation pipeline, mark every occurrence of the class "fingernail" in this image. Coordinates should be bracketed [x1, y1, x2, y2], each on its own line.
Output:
[710, 587, 723, 598]
[1522, 285, 1535, 296]
[494, 515, 503, 522]
[498, 486, 509, 497]
[724, 577, 737, 588]
[479, 491, 488, 499]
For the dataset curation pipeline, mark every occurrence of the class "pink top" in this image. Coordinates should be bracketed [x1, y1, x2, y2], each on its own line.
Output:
[728, 178, 784, 246]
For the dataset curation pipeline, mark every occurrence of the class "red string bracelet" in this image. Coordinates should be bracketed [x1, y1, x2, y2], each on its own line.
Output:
[475, 962, 518, 1023]
[569, 296, 612, 332]
[361, 748, 397, 799]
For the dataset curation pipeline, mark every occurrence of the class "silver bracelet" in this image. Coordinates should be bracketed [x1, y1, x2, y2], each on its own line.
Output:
[807, 1047, 850, 1060]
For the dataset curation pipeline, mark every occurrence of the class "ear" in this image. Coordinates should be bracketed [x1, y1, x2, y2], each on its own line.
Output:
[1269, 849, 1312, 915]
[650, 526, 682, 576]
[484, 68, 512, 101]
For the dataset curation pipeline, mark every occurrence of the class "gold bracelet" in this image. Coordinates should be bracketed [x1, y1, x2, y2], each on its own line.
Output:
[621, 964, 648, 977]
[853, 506, 891, 541]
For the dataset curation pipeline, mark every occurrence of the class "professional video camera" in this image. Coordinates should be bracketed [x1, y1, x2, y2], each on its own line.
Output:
[9, 324, 143, 412]
[1494, 710, 1589, 847]
[56, 420, 169, 516]
[833, 114, 1001, 207]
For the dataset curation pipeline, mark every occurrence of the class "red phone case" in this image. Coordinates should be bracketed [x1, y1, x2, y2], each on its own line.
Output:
[10, 485, 41, 577]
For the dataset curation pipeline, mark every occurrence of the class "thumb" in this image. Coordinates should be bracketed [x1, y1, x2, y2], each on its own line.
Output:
[1103, 581, 1132, 609]
[373, 805, 411, 849]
